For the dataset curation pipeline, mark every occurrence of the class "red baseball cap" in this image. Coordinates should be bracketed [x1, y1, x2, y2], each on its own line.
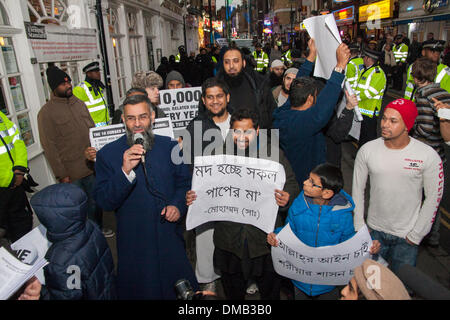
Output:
[384, 98, 418, 131]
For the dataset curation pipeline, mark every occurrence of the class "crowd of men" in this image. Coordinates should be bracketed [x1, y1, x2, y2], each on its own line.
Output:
[1, 29, 450, 301]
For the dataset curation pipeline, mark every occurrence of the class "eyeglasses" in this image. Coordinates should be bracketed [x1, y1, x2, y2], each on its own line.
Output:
[125, 114, 150, 122]
[307, 178, 323, 189]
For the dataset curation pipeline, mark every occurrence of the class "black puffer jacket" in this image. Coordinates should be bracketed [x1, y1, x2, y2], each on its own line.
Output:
[30, 183, 116, 300]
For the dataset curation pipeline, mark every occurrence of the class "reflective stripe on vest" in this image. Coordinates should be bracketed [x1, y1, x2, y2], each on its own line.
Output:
[436, 67, 449, 83]
[0, 133, 18, 155]
[80, 82, 105, 107]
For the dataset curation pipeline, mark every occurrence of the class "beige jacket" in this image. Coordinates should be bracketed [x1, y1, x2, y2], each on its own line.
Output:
[38, 94, 95, 181]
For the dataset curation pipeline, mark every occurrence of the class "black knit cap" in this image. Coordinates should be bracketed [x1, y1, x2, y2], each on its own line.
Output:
[46, 66, 71, 91]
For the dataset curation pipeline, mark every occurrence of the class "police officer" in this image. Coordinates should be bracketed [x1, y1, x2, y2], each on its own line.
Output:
[392, 34, 408, 91]
[0, 111, 32, 242]
[405, 39, 450, 101]
[346, 43, 364, 90]
[281, 42, 292, 67]
[73, 62, 110, 127]
[252, 42, 269, 74]
[355, 48, 387, 147]
[175, 45, 186, 63]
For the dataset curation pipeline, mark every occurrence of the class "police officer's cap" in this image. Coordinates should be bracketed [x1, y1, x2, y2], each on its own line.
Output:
[255, 42, 262, 48]
[394, 34, 403, 41]
[362, 48, 382, 60]
[83, 62, 100, 73]
[349, 42, 360, 51]
[422, 40, 445, 52]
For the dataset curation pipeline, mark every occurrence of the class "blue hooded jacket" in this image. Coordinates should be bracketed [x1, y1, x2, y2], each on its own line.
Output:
[275, 190, 356, 297]
[272, 62, 345, 186]
[30, 184, 116, 300]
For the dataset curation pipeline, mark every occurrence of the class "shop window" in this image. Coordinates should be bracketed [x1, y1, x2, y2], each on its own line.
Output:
[112, 37, 127, 99]
[0, 37, 35, 147]
[27, 0, 69, 26]
[127, 10, 143, 74]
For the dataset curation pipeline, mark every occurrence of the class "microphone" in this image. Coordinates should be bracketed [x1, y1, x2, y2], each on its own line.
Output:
[133, 132, 145, 164]
[397, 264, 450, 300]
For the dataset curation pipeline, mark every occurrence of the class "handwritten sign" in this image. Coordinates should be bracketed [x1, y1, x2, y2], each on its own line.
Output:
[186, 155, 286, 233]
[272, 224, 373, 285]
[159, 87, 201, 135]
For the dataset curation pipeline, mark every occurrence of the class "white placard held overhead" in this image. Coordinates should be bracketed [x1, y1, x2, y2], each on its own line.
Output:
[303, 14, 341, 79]
[186, 155, 286, 233]
[272, 224, 373, 286]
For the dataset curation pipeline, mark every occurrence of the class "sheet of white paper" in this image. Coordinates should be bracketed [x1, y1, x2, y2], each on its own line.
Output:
[158, 87, 201, 135]
[271, 224, 373, 286]
[303, 14, 341, 79]
[11, 225, 50, 284]
[153, 117, 175, 139]
[186, 155, 286, 233]
[89, 124, 126, 151]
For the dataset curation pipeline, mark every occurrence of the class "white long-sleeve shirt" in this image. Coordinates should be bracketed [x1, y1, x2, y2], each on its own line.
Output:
[352, 137, 444, 245]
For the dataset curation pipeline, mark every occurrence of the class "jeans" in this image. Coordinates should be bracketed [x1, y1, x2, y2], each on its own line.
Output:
[72, 174, 103, 229]
[370, 229, 418, 275]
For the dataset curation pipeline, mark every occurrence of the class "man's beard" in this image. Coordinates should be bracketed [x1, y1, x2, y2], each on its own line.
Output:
[270, 72, 283, 87]
[224, 68, 245, 88]
[205, 106, 227, 119]
[281, 83, 290, 94]
[126, 124, 155, 151]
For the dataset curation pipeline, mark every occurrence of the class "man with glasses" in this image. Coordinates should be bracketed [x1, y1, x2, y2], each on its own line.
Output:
[94, 94, 197, 299]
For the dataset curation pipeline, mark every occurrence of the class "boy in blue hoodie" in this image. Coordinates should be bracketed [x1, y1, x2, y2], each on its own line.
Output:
[267, 163, 380, 300]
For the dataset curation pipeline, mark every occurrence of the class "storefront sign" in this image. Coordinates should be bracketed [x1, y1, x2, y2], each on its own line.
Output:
[24, 22, 47, 40]
[359, 0, 393, 22]
[333, 5, 354, 23]
[29, 25, 98, 63]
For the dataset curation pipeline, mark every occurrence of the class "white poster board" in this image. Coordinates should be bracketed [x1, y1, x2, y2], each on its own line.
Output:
[159, 87, 201, 135]
[11, 225, 51, 285]
[186, 155, 286, 233]
[303, 14, 341, 79]
[271, 224, 373, 286]
[89, 119, 175, 150]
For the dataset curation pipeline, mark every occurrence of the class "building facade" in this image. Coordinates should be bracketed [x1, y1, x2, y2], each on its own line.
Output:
[1, 0, 198, 190]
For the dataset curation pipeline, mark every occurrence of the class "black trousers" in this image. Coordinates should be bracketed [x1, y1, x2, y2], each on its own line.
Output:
[359, 114, 379, 148]
[0, 185, 32, 243]
[393, 64, 405, 91]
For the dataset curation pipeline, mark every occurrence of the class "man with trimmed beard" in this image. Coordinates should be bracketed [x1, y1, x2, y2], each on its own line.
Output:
[38, 66, 111, 236]
[186, 108, 299, 300]
[94, 94, 197, 299]
[183, 77, 231, 293]
[212, 47, 277, 129]
[272, 67, 298, 107]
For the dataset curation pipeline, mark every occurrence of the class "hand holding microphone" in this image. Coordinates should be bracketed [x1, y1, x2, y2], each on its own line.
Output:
[122, 133, 146, 175]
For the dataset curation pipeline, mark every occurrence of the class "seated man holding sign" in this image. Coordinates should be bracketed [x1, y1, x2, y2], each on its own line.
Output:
[267, 163, 380, 300]
[186, 108, 299, 300]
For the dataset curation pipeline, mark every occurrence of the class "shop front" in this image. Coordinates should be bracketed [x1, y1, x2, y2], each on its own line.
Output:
[332, 5, 356, 39]
[358, 0, 395, 38]
[393, 0, 449, 42]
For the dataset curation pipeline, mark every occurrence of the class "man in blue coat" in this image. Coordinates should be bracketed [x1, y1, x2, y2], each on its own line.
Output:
[94, 94, 198, 299]
[272, 41, 351, 186]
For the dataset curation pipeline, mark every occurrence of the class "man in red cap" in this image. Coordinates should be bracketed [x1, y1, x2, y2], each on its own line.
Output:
[352, 98, 444, 274]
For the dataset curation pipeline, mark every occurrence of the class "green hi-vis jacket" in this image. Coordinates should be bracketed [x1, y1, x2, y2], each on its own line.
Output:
[73, 81, 109, 127]
[404, 62, 450, 101]
[252, 50, 269, 72]
[346, 56, 364, 90]
[0, 111, 27, 187]
[355, 65, 387, 118]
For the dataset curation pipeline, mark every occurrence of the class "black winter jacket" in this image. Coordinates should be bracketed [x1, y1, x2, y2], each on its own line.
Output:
[30, 183, 116, 300]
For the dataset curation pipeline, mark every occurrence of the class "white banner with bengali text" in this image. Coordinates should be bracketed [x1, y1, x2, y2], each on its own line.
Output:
[186, 155, 286, 233]
[271, 224, 373, 286]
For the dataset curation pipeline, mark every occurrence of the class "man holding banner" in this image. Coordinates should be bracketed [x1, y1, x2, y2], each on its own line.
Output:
[186, 108, 299, 300]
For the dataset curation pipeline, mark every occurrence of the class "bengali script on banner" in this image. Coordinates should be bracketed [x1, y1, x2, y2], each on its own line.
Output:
[186, 155, 286, 233]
